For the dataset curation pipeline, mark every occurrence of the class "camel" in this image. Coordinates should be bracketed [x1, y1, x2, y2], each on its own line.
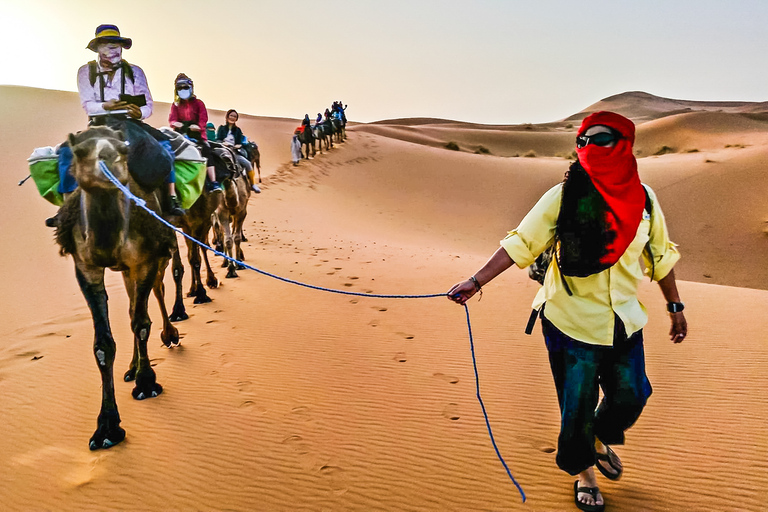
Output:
[211, 167, 252, 278]
[168, 183, 223, 321]
[54, 126, 179, 450]
[297, 126, 315, 160]
[313, 123, 330, 153]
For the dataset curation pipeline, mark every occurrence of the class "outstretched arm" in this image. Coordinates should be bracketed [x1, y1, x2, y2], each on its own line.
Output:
[447, 247, 514, 305]
[657, 269, 687, 343]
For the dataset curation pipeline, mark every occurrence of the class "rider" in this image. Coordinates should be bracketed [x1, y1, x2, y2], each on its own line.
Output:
[315, 112, 323, 125]
[168, 73, 221, 192]
[68, 24, 184, 217]
[216, 109, 260, 193]
[302, 114, 311, 131]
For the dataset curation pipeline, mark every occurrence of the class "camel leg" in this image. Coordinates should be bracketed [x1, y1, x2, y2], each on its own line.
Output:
[186, 236, 212, 303]
[202, 243, 219, 290]
[154, 256, 180, 347]
[222, 211, 238, 278]
[75, 263, 125, 451]
[234, 209, 247, 267]
[169, 246, 188, 322]
[254, 154, 261, 183]
[124, 263, 163, 401]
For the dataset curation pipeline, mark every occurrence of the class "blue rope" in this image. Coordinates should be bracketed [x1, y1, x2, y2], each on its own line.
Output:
[463, 303, 526, 502]
[98, 161, 526, 502]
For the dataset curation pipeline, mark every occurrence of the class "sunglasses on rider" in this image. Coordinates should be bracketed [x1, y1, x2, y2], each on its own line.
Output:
[177, 84, 191, 90]
[576, 131, 621, 149]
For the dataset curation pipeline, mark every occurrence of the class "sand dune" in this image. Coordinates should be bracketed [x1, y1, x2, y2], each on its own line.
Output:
[1, 86, 767, 511]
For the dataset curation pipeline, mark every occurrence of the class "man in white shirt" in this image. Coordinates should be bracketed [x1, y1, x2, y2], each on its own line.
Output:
[51, 25, 184, 225]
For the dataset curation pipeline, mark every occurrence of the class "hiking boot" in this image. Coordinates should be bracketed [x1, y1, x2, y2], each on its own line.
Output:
[167, 195, 186, 217]
[207, 180, 223, 193]
[251, 184, 261, 193]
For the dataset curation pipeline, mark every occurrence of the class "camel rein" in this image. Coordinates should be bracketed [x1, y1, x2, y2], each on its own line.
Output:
[98, 160, 527, 503]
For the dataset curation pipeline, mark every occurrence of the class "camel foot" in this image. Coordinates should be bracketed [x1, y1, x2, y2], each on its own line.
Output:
[132, 382, 163, 400]
[89, 413, 125, 450]
[236, 263, 246, 271]
[241, 235, 248, 242]
[207, 277, 219, 289]
[124, 367, 136, 382]
[169, 305, 188, 322]
[221, 260, 228, 268]
[193, 293, 212, 304]
[226, 267, 239, 279]
[161, 328, 180, 347]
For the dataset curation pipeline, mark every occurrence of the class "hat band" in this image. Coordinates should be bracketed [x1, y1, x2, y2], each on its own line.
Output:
[95, 29, 121, 38]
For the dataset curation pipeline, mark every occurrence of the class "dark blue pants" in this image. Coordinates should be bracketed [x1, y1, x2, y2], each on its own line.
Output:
[542, 313, 652, 475]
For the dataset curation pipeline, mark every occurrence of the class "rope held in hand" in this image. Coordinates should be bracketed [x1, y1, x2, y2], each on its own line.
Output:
[98, 161, 526, 502]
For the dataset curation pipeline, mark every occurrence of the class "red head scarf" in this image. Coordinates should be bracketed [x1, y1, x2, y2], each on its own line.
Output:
[575, 111, 645, 266]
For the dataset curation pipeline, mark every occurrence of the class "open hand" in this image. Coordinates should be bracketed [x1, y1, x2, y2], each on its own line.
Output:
[189, 124, 201, 131]
[670, 312, 687, 343]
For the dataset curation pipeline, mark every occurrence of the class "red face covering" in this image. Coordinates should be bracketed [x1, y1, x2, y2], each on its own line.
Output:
[575, 111, 645, 266]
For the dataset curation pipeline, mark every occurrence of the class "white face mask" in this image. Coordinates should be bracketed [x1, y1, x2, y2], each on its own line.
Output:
[178, 89, 192, 100]
[97, 43, 122, 69]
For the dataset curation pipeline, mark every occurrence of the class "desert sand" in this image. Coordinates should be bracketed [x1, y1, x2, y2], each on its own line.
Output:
[0, 85, 766, 511]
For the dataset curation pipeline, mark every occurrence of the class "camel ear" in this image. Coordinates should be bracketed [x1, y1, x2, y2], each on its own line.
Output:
[73, 145, 90, 160]
[68, 133, 77, 148]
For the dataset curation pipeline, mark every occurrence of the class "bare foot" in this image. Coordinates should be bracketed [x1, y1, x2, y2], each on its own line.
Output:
[576, 468, 604, 508]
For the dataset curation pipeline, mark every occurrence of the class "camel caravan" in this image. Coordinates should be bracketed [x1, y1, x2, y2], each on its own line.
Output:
[291, 102, 348, 165]
[24, 25, 282, 450]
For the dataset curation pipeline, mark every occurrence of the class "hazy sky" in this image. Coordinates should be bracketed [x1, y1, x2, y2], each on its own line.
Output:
[2, 0, 767, 124]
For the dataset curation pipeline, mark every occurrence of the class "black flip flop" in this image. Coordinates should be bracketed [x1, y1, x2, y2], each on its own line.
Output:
[574, 481, 605, 512]
[595, 445, 623, 480]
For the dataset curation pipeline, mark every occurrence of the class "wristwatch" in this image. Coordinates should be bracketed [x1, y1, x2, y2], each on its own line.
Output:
[666, 302, 685, 313]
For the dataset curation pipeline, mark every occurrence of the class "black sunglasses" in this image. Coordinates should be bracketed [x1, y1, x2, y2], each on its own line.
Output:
[576, 131, 621, 149]
[177, 85, 191, 90]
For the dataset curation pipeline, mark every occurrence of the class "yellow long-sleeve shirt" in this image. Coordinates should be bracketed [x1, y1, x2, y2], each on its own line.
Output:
[501, 183, 680, 346]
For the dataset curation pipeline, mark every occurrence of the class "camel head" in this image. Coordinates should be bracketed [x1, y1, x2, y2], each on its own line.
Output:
[68, 126, 129, 190]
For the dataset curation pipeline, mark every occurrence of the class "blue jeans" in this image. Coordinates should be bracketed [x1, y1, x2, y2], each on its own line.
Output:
[542, 313, 652, 475]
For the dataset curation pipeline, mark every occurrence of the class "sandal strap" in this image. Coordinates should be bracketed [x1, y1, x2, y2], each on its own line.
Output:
[576, 486, 600, 497]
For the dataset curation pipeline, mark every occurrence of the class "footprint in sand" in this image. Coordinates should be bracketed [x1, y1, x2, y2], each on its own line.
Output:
[282, 434, 312, 455]
[394, 352, 407, 363]
[395, 332, 415, 340]
[237, 380, 253, 393]
[349, 299, 359, 304]
[432, 373, 459, 384]
[290, 405, 312, 422]
[320, 465, 350, 496]
[442, 403, 461, 421]
[372, 306, 387, 312]
[149, 357, 165, 367]
[238, 400, 267, 414]
[539, 445, 556, 454]
[368, 319, 379, 328]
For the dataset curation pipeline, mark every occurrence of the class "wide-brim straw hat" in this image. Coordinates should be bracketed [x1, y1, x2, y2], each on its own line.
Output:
[87, 24, 133, 52]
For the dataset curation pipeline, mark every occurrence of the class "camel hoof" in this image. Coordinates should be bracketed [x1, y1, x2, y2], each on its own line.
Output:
[193, 294, 212, 304]
[161, 331, 180, 347]
[226, 268, 238, 279]
[124, 368, 136, 382]
[133, 383, 163, 400]
[89, 424, 125, 451]
[169, 310, 189, 322]
[207, 278, 219, 289]
[236, 264, 247, 271]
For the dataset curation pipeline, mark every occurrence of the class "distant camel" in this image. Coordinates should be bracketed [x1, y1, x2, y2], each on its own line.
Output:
[212, 167, 251, 278]
[55, 126, 179, 450]
[313, 123, 329, 153]
[297, 126, 315, 159]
